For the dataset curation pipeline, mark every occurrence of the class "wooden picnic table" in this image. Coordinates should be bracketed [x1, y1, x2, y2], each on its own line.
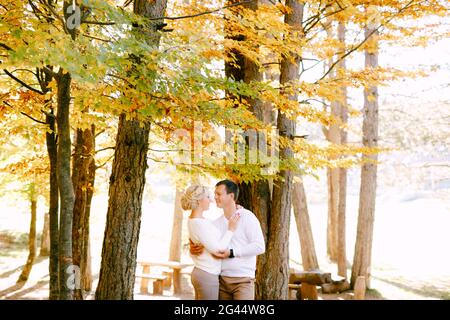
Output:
[137, 260, 193, 295]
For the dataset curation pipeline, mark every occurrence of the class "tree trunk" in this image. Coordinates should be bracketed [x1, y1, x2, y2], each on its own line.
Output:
[72, 125, 95, 299]
[84, 155, 95, 293]
[169, 189, 183, 262]
[17, 195, 37, 283]
[293, 180, 319, 271]
[40, 212, 50, 257]
[259, 0, 303, 300]
[238, 181, 271, 300]
[351, 24, 379, 290]
[46, 107, 59, 300]
[326, 166, 339, 262]
[325, 24, 340, 264]
[95, 114, 150, 300]
[353, 276, 366, 300]
[83, 240, 92, 292]
[56, 69, 75, 300]
[226, 0, 303, 300]
[337, 21, 348, 279]
[95, 0, 167, 301]
[38, 64, 59, 300]
[259, 0, 278, 126]
[224, 0, 272, 300]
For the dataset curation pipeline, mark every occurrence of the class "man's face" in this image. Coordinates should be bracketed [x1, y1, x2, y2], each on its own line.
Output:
[214, 185, 234, 208]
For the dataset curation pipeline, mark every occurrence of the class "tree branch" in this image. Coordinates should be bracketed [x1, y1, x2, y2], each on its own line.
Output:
[122, 0, 133, 8]
[42, 0, 68, 34]
[95, 155, 114, 169]
[148, 148, 186, 153]
[3, 69, 45, 95]
[81, 20, 116, 26]
[10, 68, 38, 77]
[28, 0, 54, 22]
[95, 146, 115, 154]
[95, 128, 106, 138]
[148, 157, 170, 164]
[303, 3, 334, 33]
[20, 111, 47, 124]
[3, 100, 46, 124]
[299, 98, 329, 106]
[317, 0, 416, 83]
[304, 7, 346, 34]
[82, 33, 113, 43]
[148, 0, 257, 21]
[0, 43, 14, 51]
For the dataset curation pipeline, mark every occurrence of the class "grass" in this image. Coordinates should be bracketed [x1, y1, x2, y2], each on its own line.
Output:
[366, 288, 384, 299]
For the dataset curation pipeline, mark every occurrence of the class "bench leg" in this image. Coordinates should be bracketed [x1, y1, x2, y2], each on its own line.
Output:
[173, 269, 181, 294]
[289, 288, 297, 300]
[140, 265, 151, 294]
[163, 271, 172, 289]
[153, 279, 164, 295]
[301, 283, 318, 300]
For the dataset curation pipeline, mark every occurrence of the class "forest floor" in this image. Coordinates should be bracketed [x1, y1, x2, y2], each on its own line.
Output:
[1, 189, 449, 300]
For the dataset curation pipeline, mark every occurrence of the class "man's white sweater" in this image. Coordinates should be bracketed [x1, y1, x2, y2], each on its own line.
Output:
[212, 208, 265, 278]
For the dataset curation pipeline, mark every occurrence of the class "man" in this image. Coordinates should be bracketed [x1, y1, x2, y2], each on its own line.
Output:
[190, 179, 265, 300]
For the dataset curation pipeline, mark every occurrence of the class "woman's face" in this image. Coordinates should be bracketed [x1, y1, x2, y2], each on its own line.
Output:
[198, 192, 212, 211]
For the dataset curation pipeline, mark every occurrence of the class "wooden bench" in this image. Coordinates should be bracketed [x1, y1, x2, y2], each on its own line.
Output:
[137, 261, 193, 294]
[289, 270, 332, 300]
[289, 270, 350, 299]
[321, 275, 350, 294]
[136, 273, 168, 295]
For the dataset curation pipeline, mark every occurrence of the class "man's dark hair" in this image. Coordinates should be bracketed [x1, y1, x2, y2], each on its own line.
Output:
[216, 179, 239, 201]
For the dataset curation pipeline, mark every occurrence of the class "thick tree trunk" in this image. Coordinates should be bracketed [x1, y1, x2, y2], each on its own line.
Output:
[17, 196, 37, 283]
[267, 167, 293, 300]
[40, 212, 50, 257]
[293, 180, 319, 271]
[337, 22, 348, 279]
[46, 108, 59, 300]
[169, 189, 183, 262]
[223, 0, 272, 300]
[354, 276, 366, 299]
[238, 181, 271, 300]
[56, 69, 75, 300]
[95, 115, 150, 300]
[226, 0, 303, 300]
[72, 125, 95, 299]
[95, 0, 167, 301]
[351, 25, 379, 289]
[259, 0, 302, 300]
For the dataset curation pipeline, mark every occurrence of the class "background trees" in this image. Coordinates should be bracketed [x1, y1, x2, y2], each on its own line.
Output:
[0, 0, 448, 300]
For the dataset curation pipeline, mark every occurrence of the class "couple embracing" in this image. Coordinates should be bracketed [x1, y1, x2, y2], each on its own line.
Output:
[181, 180, 265, 300]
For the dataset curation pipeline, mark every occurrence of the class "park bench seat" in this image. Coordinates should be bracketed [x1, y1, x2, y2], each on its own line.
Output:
[137, 260, 194, 294]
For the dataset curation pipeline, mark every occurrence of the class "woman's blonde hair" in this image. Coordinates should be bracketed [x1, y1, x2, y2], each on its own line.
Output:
[180, 185, 209, 210]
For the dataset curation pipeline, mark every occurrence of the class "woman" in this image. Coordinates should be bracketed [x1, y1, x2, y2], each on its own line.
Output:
[181, 185, 240, 300]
